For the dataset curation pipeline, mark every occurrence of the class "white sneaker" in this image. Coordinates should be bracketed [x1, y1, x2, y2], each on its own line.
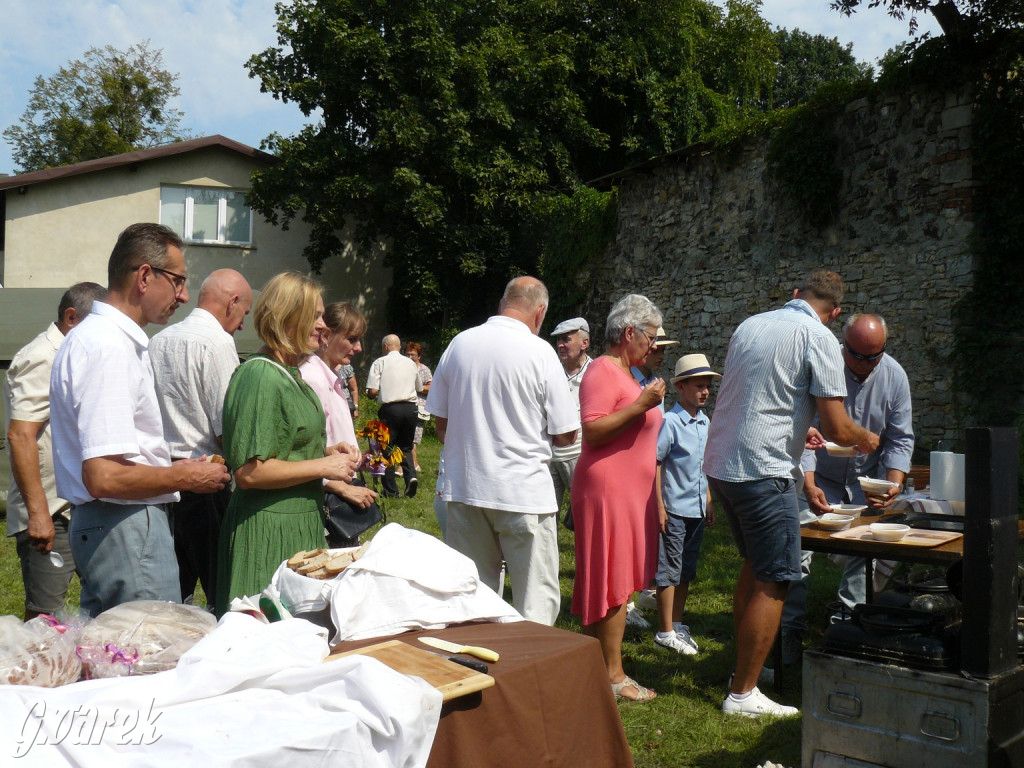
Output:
[672, 623, 699, 653]
[721, 686, 799, 718]
[625, 602, 650, 630]
[655, 631, 698, 656]
[636, 589, 658, 611]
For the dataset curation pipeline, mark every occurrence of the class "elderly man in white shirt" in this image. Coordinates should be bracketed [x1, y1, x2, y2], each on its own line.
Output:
[426, 276, 579, 625]
[150, 269, 252, 606]
[5, 282, 106, 619]
[366, 334, 422, 498]
[50, 223, 231, 616]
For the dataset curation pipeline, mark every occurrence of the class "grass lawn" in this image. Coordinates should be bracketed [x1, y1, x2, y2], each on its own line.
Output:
[0, 400, 846, 768]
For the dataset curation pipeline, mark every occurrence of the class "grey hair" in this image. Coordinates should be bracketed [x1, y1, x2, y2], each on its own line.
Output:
[843, 313, 887, 339]
[57, 282, 106, 323]
[604, 294, 662, 346]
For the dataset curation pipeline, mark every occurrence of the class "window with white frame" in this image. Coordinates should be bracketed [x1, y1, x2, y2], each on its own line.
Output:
[160, 186, 253, 245]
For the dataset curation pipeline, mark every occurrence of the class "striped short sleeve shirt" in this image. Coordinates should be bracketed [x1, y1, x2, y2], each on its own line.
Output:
[704, 299, 846, 483]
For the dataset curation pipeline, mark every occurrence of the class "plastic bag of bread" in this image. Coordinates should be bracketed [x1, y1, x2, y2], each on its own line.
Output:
[0, 614, 82, 687]
[77, 601, 217, 678]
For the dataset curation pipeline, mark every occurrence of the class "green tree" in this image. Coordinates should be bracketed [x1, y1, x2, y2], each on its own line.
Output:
[247, 0, 776, 331]
[770, 28, 871, 109]
[3, 42, 185, 172]
[830, 0, 1023, 47]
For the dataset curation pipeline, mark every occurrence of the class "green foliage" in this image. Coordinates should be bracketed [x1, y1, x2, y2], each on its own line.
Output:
[770, 28, 872, 109]
[2, 42, 185, 173]
[246, 0, 778, 332]
[951, 36, 1024, 470]
[533, 186, 618, 326]
[830, 0, 1024, 49]
[764, 79, 872, 228]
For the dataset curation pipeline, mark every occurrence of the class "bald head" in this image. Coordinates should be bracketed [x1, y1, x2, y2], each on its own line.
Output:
[844, 314, 887, 347]
[842, 313, 888, 381]
[499, 276, 549, 335]
[198, 269, 253, 335]
[382, 334, 401, 353]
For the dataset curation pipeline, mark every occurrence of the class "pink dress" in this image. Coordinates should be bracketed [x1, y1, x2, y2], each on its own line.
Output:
[570, 357, 662, 625]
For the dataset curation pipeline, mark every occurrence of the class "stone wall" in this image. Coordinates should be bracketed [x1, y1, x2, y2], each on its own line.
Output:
[582, 85, 976, 454]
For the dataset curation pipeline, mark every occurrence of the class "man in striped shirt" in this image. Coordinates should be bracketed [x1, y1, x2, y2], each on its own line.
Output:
[704, 269, 879, 718]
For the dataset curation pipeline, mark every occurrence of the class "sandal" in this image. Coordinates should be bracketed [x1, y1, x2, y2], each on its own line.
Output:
[611, 676, 657, 702]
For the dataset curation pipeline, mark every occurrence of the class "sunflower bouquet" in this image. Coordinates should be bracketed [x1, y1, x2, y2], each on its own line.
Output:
[356, 420, 404, 477]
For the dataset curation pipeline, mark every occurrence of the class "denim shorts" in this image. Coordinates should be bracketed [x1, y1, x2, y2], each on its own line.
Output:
[710, 476, 802, 583]
[654, 515, 705, 586]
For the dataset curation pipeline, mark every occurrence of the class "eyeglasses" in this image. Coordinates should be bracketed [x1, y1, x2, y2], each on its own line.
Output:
[134, 264, 188, 293]
[634, 327, 658, 347]
[845, 343, 885, 362]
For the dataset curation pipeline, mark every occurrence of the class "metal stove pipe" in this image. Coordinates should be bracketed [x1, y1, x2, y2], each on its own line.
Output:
[961, 427, 1019, 677]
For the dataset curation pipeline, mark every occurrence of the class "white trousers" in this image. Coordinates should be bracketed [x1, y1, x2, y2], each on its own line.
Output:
[446, 502, 561, 625]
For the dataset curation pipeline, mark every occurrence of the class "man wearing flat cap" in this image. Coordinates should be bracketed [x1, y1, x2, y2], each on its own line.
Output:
[549, 317, 592, 529]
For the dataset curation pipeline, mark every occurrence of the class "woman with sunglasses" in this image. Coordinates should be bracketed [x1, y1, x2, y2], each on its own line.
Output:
[571, 294, 666, 702]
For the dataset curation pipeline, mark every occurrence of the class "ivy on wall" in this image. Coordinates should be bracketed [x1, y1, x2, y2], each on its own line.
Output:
[951, 37, 1024, 492]
[535, 186, 618, 329]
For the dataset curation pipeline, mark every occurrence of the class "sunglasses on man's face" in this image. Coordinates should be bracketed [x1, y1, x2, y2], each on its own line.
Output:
[845, 343, 885, 362]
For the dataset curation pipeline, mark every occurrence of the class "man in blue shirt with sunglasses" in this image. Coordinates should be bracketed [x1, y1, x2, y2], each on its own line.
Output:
[782, 313, 914, 656]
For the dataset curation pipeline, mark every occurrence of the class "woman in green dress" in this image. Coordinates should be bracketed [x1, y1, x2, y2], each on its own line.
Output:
[215, 272, 361, 615]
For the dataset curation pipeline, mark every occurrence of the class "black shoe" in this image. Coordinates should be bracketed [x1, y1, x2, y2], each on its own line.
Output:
[405, 477, 418, 498]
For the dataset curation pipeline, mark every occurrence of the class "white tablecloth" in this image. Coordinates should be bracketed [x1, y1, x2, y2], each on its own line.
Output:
[0, 613, 441, 767]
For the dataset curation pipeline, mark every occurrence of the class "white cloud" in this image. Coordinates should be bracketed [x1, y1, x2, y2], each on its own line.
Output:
[0, 0, 310, 174]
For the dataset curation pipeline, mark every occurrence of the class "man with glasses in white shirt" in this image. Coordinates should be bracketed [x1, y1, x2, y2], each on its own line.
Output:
[50, 223, 231, 616]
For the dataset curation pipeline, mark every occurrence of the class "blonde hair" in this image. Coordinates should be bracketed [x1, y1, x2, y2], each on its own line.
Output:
[252, 272, 323, 360]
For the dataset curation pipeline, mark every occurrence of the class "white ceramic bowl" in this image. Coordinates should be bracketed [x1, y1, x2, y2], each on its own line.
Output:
[825, 442, 857, 457]
[858, 476, 899, 495]
[817, 513, 855, 531]
[869, 522, 910, 542]
[830, 503, 867, 519]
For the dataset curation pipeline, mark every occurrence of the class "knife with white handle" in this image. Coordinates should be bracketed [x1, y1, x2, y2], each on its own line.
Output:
[419, 636, 500, 662]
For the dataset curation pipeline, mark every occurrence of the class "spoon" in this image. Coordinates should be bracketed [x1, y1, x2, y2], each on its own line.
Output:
[49, 551, 65, 568]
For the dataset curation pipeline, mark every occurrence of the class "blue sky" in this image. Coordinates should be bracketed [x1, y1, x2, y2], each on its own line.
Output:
[0, 0, 939, 176]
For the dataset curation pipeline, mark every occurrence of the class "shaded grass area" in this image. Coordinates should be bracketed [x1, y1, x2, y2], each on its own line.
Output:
[0, 400, 843, 767]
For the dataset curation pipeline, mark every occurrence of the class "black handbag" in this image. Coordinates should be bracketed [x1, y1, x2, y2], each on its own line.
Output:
[323, 478, 383, 546]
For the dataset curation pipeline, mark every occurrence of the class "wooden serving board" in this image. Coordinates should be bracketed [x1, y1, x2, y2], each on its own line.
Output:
[324, 640, 494, 701]
[830, 525, 963, 547]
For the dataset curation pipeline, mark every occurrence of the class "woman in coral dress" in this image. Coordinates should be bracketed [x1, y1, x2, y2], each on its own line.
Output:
[571, 294, 666, 702]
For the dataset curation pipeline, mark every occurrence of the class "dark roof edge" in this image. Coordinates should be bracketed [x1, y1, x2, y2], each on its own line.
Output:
[0, 135, 276, 191]
[586, 140, 717, 189]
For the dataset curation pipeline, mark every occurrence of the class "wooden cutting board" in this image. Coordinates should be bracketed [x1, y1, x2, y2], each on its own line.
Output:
[830, 525, 963, 547]
[324, 640, 495, 701]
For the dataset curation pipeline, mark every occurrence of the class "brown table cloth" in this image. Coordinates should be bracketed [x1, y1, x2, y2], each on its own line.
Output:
[333, 621, 635, 768]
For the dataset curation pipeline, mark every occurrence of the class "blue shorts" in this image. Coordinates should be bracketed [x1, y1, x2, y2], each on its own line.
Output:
[654, 515, 705, 586]
[70, 500, 180, 617]
[709, 476, 802, 583]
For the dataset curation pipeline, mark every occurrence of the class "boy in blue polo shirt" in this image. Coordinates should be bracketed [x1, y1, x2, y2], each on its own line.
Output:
[653, 353, 720, 654]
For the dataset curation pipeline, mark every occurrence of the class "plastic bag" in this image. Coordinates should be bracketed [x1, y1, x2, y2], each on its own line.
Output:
[0, 614, 82, 687]
[77, 601, 217, 678]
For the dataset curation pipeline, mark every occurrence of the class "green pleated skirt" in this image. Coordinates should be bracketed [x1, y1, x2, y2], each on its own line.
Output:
[214, 485, 327, 616]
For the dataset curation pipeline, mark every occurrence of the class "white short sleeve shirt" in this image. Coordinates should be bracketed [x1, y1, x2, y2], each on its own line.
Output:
[50, 302, 177, 506]
[149, 307, 240, 459]
[426, 315, 580, 513]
